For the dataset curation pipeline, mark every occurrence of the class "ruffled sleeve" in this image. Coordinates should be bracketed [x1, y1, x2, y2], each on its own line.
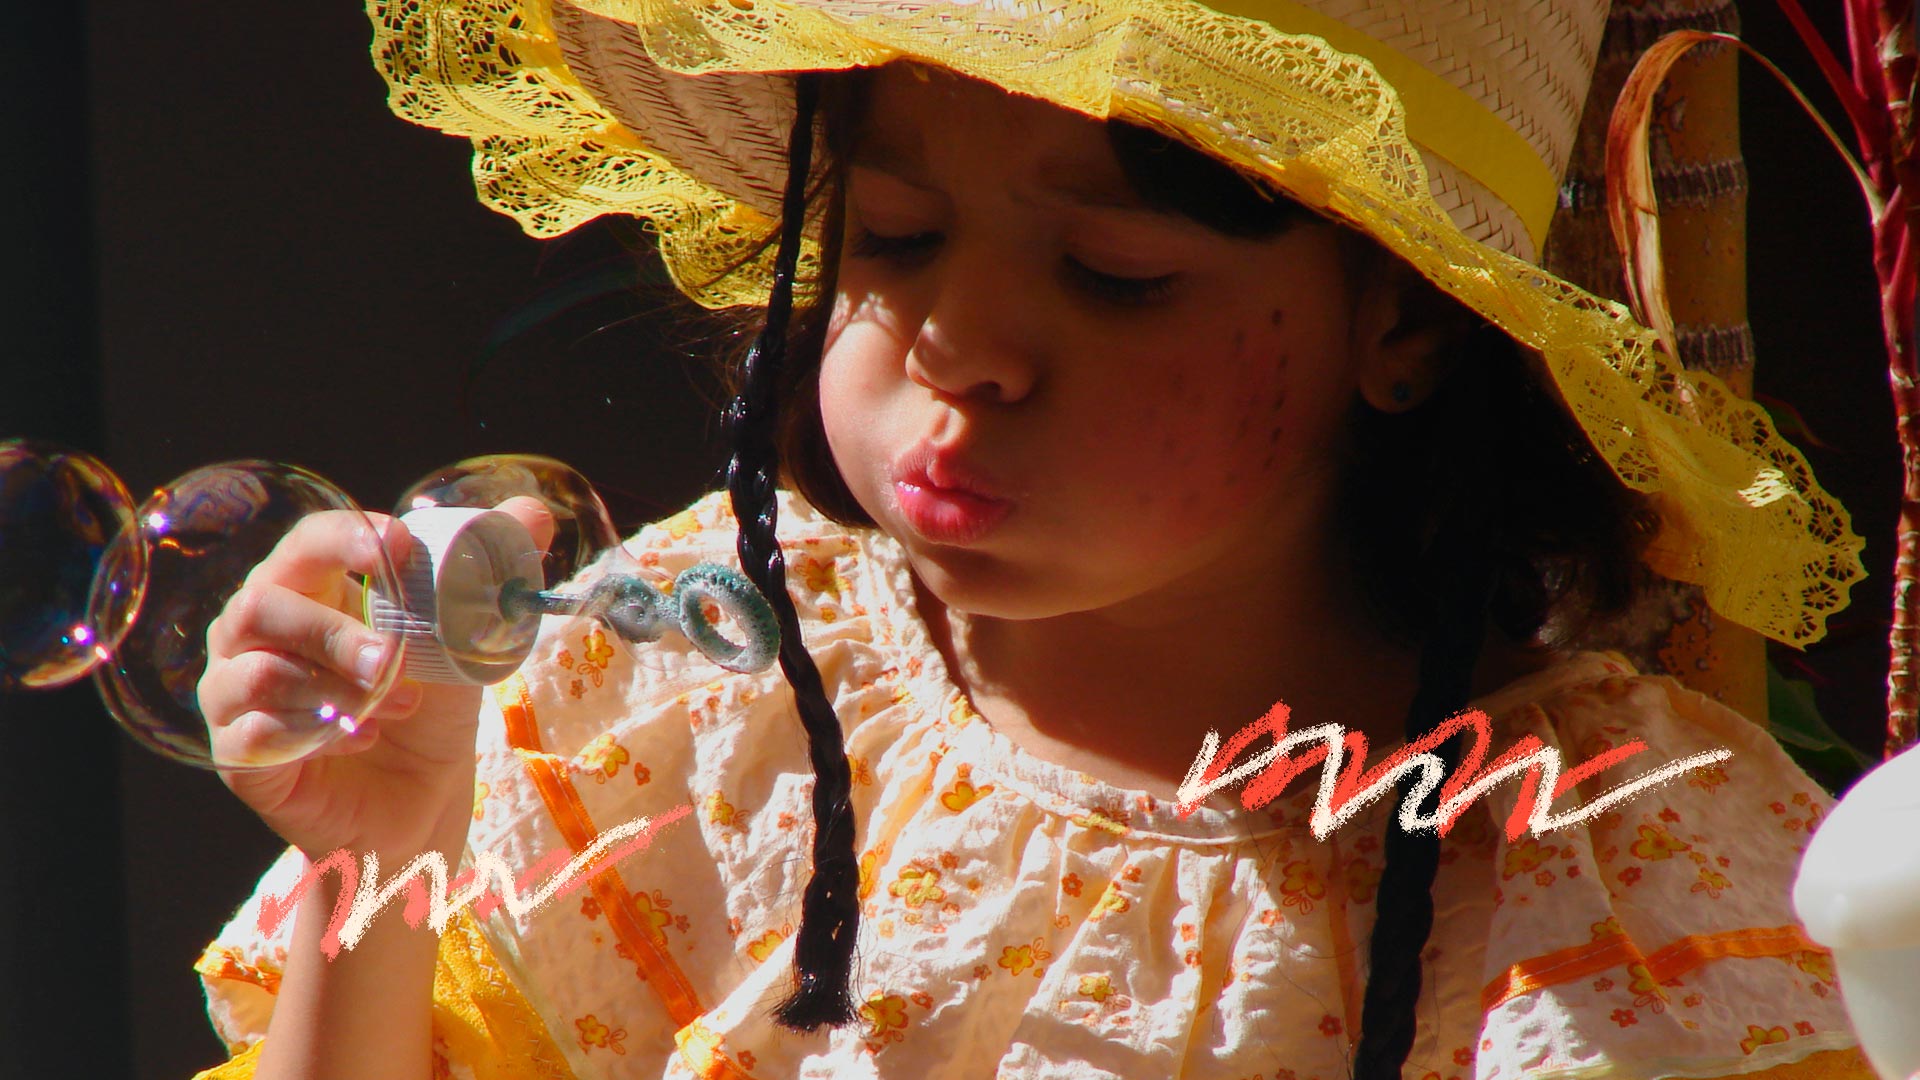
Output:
[1472, 655, 1871, 1080]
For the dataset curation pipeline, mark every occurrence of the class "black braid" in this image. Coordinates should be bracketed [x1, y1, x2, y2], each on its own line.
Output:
[722, 73, 861, 1031]
[1350, 512, 1498, 1080]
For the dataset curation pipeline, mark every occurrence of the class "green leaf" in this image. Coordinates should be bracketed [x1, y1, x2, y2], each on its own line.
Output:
[1765, 659, 1874, 794]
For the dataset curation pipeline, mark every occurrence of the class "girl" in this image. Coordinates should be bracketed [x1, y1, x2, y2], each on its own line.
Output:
[193, 1, 1873, 1078]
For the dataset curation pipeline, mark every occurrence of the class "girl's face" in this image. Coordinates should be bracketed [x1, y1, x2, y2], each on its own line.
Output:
[820, 66, 1386, 623]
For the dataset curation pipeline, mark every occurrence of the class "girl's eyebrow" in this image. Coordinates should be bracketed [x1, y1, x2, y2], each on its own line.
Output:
[850, 145, 1173, 219]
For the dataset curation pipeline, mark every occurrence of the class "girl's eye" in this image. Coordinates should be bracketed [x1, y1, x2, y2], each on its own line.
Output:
[848, 225, 1175, 307]
[848, 227, 942, 263]
[1063, 257, 1180, 308]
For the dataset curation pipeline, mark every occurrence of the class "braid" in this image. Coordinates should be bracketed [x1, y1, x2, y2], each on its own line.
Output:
[723, 73, 861, 1031]
[1349, 512, 1498, 1080]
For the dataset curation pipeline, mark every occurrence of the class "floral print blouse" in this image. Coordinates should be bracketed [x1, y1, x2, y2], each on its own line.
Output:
[195, 491, 1871, 1080]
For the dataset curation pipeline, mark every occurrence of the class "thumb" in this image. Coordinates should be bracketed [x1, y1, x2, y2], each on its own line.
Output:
[494, 495, 558, 555]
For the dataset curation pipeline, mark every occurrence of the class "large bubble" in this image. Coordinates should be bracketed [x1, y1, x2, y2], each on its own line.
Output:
[0, 441, 137, 691]
[397, 454, 619, 589]
[91, 462, 407, 769]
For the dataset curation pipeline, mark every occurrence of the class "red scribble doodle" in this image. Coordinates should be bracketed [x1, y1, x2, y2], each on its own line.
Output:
[1175, 704, 1729, 840]
[259, 803, 694, 957]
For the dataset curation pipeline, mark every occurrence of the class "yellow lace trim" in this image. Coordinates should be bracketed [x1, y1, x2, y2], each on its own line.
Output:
[364, 0, 1865, 647]
[191, 911, 574, 1080]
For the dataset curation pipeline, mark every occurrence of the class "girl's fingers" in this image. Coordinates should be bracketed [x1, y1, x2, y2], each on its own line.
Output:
[493, 496, 558, 554]
[246, 510, 409, 599]
[207, 582, 390, 689]
[202, 653, 392, 744]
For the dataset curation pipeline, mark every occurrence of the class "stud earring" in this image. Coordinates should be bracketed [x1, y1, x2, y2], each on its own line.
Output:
[1390, 380, 1412, 405]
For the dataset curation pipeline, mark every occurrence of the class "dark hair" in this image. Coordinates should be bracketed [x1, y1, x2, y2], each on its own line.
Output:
[723, 66, 1659, 1064]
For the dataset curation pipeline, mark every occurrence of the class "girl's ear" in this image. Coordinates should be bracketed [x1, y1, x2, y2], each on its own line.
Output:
[1350, 261, 1477, 413]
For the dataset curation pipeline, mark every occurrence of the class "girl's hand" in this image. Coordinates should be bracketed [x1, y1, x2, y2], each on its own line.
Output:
[200, 497, 555, 859]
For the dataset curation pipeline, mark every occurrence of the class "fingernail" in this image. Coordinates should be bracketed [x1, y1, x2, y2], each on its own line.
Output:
[387, 679, 423, 709]
[354, 642, 386, 688]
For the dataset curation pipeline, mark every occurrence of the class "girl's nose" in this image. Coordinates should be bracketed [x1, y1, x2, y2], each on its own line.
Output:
[905, 257, 1040, 405]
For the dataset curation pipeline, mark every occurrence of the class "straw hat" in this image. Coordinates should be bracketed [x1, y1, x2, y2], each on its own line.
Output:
[369, 0, 1865, 648]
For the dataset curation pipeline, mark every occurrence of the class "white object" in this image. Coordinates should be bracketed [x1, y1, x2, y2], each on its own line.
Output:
[1793, 743, 1920, 1080]
[364, 506, 545, 684]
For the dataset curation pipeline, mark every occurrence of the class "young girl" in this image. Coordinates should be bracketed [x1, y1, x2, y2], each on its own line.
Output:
[192, 1, 1875, 1078]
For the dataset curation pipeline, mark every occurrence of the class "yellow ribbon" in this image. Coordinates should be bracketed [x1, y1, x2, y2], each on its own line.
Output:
[1209, 0, 1561, 250]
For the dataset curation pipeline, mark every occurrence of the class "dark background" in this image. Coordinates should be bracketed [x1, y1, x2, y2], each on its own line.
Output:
[0, 2, 1898, 1077]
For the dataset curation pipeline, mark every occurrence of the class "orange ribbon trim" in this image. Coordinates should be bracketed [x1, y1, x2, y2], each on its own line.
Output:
[496, 678, 717, 1031]
[499, 675, 763, 1079]
[1482, 924, 1825, 1012]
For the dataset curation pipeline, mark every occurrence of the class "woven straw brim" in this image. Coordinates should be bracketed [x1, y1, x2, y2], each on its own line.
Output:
[367, 0, 1864, 648]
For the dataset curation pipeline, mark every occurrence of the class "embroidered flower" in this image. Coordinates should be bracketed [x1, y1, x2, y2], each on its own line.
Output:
[1628, 963, 1670, 1010]
[940, 778, 995, 812]
[1091, 882, 1132, 919]
[1071, 807, 1131, 835]
[848, 755, 874, 786]
[889, 864, 947, 909]
[581, 628, 615, 668]
[1692, 866, 1730, 899]
[631, 889, 673, 943]
[1453, 1048, 1473, 1067]
[705, 791, 740, 829]
[1593, 977, 1615, 992]
[1794, 1021, 1816, 1036]
[999, 944, 1038, 977]
[1794, 950, 1836, 984]
[860, 992, 910, 1044]
[910, 991, 934, 1009]
[1740, 1024, 1790, 1054]
[798, 554, 849, 599]
[1280, 860, 1327, 913]
[471, 780, 490, 821]
[1617, 866, 1643, 887]
[1611, 1008, 1637, 1028]
[1630, 823, 1690, 861]
[746, 929, 784, 963]
[576, 733, 628, 783]
[1079, 974, 1115, 1002]
[1061, 872, 1084, 898]
[1319, 1015, 1342, 1036]
[1502, 837, 1554, 880]
[576, 1015, 627, 1054]
[1687, 765, 1728, 793]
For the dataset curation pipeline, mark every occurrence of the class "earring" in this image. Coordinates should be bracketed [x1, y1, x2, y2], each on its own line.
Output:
[1390, 380, 1412, 405]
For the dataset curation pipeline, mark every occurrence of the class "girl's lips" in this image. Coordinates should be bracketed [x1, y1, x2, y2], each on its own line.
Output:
[892, 475, 1012, 545]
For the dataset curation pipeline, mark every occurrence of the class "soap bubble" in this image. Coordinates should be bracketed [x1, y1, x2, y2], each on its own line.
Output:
[0, 441, 137, 691]
[396, 454, 620, 588]
[396, 456, 626, 667]
[91, 462, 406, 770]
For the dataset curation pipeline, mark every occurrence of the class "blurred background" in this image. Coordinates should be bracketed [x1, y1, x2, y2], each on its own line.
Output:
[0, 1, 1897, 1077]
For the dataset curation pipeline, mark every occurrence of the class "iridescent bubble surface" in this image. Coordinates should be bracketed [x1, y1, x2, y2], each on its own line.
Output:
[91, 462, 405, 769]
[397, 454, 619, 592]
[0, 441, 137, 691]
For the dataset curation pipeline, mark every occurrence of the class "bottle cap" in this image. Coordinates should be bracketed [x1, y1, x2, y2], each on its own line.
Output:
[364, 506, 545, 685]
